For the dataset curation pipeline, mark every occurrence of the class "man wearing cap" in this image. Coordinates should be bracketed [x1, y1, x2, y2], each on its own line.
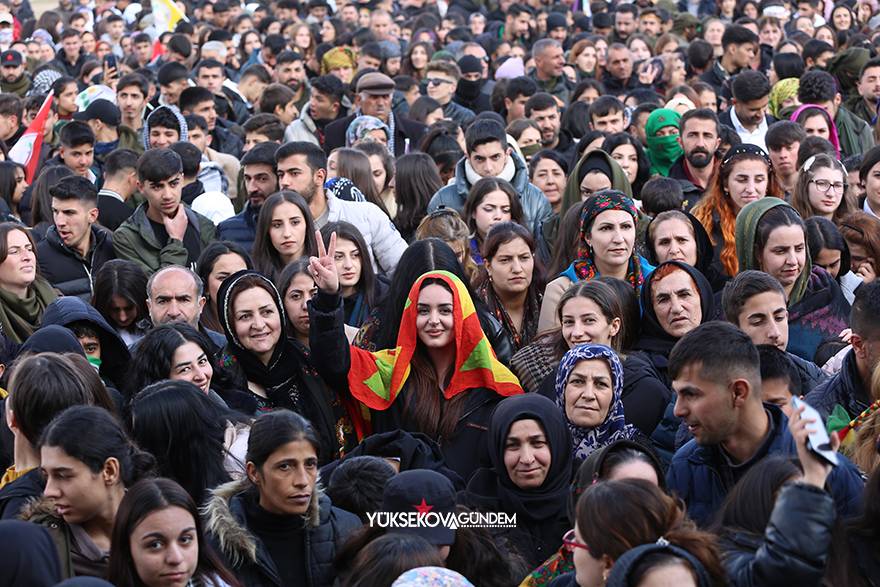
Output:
[323, 72, 427, 157]
[74, 99, 143, 168]
[528, 39, 574, 104]
[0, 50, 29, 97]
[454, 55, 491, 114]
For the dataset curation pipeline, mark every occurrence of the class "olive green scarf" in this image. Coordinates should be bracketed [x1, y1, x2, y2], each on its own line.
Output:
[0, 277, 59, 344]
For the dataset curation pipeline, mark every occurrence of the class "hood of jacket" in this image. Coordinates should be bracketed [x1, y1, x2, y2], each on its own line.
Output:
[203, 478, 325, 567]
[560, 149, 632, 218]
[142, 105, 188, 151]
[40, 295, 131, 371]
[451, 149, 532, 196]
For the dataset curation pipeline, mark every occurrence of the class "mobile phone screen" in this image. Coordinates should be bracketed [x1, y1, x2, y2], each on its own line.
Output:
[791, 397, 839, 467]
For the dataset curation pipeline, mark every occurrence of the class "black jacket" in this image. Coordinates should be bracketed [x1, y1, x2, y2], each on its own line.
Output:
[309, 290, 503, 481]
[805, 348, 869, 420]
[0, 467, 44, 520]
[36, 225, 116, 301]
[97, 192, 135, 231]
[718, 109, 778, 133]
[204, 479, 361, 587]
[217, 202, 259, 254]
[720, 483, 835, 587]
[211, 118, 245, 159]
[323, 113, 427, 157]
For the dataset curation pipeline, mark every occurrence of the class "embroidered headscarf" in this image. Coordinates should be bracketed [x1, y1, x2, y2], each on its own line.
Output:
[347, 270, 523, 410]
[392, 567, 475, 587]
[345, 115, 391, 148]
[554, 343, 637, 462]
[790, 104, 841, 158]
[572, 190, 644, 290]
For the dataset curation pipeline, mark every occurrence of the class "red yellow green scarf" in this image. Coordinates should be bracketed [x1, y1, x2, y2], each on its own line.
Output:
[348, 270, 523, 410]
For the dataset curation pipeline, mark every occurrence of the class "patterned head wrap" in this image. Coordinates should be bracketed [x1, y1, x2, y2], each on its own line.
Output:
[573, 190, 644, 290]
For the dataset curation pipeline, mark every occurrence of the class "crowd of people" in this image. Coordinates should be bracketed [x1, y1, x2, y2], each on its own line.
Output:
[0, 0, 879, 585]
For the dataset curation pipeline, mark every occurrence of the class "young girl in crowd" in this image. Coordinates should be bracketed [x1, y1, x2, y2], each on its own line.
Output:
[791, 154, 854, 223]
[309, 232, 523, 480]
[693, 145, 783, 277]
[355, 141, 397, 220]
[806, 216, 863, 304]
[414, 210, 478, 281]
[539, 190, 653, 332]
[474, 222, 544, 352]
[197, 241, 253, 334]
[839, 211, 880, 285]
[203, 410, 361, 586]
[91, 259, 151, 346]
[602, 133, 650, 197]
[25, 406, 155, 579]
[393, 153, 444, 243]
[333, 147, 389, 217]
[0, 223, 58, 343]
[322, 222, 387, 328]
[463, 177, 525, 265]
[252, 191, 318, 281]
[108, 478, 240, 587]
[217, 270, 357, 460]
[791, 105, 841, 157]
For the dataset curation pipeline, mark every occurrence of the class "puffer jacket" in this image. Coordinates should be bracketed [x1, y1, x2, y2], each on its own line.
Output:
[217, 202, 260, 254]
[805, 348, 870, 420]
[203, 479, 361, 587]
[325, 195, 405, 275]
[666, 404, 864, 528]
[36, 225, 116, 301]
[427, 152, 552, 239]
[720, 483, 835, 587]
[113, 202, 216, 274]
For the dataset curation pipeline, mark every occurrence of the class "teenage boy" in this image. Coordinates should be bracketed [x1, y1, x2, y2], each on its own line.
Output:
[97, 148, 139, 231]
[427, 118, 552, 237]
[113, 149, 216, 274]
[700, 25, 759, 102]
[37, 176, 115, 300]
[50, 121, 97, 182]
[116, 73, 150, 139]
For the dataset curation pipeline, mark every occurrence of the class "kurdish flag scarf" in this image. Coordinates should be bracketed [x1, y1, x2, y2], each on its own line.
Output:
[347, 270, 523, 410]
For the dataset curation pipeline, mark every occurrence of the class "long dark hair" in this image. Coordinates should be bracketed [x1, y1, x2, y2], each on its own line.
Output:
[462, 177, 525, 242]
[196, 241, 254, 332]
[92, 259, 150, 331]
[549, 201, 586, 276]
[475, 221, 545, 296]
[126, 323, 238, 400]
[394, 153, 443, 241]
[0, 161, 24, 217]
[129, 380, 236, 504]
[602, 132, 650, 195]
[805, 216, 851, 282]
[108, 478, 240, 587]
[334, 147, 388, 216]
[321, 221, 377, 307]
[252, 191, 318, 280]
[556, 279, 624, 353]
[342, 534, 444, 587]
[715, 456, 802, 534]
[39, 405, 156, 488]
[246, 410, 320, 472]
[30, 165, 74, 227]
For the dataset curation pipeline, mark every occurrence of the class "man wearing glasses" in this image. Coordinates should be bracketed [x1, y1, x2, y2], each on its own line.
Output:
[425, 60, 475, 128]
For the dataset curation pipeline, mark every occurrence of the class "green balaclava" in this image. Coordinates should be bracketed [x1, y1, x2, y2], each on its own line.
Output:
[645, 108, 684, 177]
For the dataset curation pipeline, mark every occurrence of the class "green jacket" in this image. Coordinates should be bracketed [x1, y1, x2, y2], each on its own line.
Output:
[118, 125, 145, 154]
[836, 106, 875, 158]
[844, 94, 876, 126]
[113, 203, 215, 274]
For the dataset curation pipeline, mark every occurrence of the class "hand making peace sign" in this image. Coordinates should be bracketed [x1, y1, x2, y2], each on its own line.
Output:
[309, 229, 340, 294]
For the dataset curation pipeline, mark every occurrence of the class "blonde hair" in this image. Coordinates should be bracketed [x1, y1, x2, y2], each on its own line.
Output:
[845, 365, 880, 476]
[415, 209, 477, 281]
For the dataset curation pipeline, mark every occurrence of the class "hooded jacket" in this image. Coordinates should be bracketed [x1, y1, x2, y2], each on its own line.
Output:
[141, 104, 188, 151]
[20, 496, 103, 579]
[40, 296, 132, 387]
[720, 483, 836, 587]
[835, 105, 875, 159]
[36, 225, 116, 301]
[203, 479, 361, 587]
[666, 404, 865, 528]
[427, 151, 553, 240]
[112, 202, 216, 274]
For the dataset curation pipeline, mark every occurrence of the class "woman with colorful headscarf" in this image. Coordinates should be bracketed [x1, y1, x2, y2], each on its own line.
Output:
[322, 46, 356, 84]
[645, 108, 684, 177]
[458, 394, 573, 568]
[769, 78, 800, 119]
[308, 232, 523, 481]
[735, 198, 850, 361]
[346, 115, 391, 148]
[554, 343, 638, 462]
[538, 190, 654, 332]
[791, 104, 842, 158]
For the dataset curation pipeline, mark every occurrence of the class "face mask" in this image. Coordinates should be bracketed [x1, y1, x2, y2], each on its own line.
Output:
[520, 143, 543, 160]
[0, 30, 12, 46]
[456, 78, 483, 100]
[87, 355, 102, 370]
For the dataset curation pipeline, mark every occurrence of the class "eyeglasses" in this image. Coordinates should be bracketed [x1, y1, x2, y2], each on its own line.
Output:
[810, 179, 848, 194]
[562, 529, 591, 554]
[427, 77, 454, 86]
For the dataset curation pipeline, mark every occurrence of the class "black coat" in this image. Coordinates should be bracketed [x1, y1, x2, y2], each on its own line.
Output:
[720, 483, 835, 587]
[217, 202, 259, 254]
[805, 348, 870, 419]
[97, 193, 135, 231]
[0, 467, 44, 521]
[309, 290, 502, 481]
[36, 225, 116, 301]
[323, 113, 427, 157]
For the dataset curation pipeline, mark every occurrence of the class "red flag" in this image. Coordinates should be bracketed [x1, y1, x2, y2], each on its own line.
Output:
[9, 93, 53, 183]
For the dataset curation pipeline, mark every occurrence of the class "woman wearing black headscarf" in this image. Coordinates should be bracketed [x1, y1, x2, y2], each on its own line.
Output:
[458, 394, 573, 569]
[216, 270, 357, 462]
[632, 261, 717, 463]
[644, 210, 728, 293]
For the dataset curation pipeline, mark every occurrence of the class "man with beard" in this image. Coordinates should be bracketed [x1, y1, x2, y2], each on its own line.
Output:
[218, 142, 279, 253]
[669, 109, 721, 194]
[719, 70, 775, 152]
[286, 74, 346, 147]
[0, 50, 29, 97]
[525, 92, 576, 161]
[275, 50, 310, 114]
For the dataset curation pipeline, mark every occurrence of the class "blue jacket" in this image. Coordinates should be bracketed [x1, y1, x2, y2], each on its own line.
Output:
[427, 152, 552, 238]
[217, 202, 259, 254]
[805, 349, 870, 420]
[667, 404, 864, 527]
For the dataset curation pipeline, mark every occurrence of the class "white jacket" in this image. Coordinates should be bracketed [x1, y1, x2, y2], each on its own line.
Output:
[324, 194, 405, 275]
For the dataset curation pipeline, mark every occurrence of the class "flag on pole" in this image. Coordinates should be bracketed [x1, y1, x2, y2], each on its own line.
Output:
[153, 0, 188, 33]
[8, 93, 52, 183]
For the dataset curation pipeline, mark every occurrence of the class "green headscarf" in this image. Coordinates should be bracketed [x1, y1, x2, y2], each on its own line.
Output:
[645, 108, 683, 177]
[735, 198, 811, 305]
[0, 276, 59, 344]
[769, 78, 800, 119]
